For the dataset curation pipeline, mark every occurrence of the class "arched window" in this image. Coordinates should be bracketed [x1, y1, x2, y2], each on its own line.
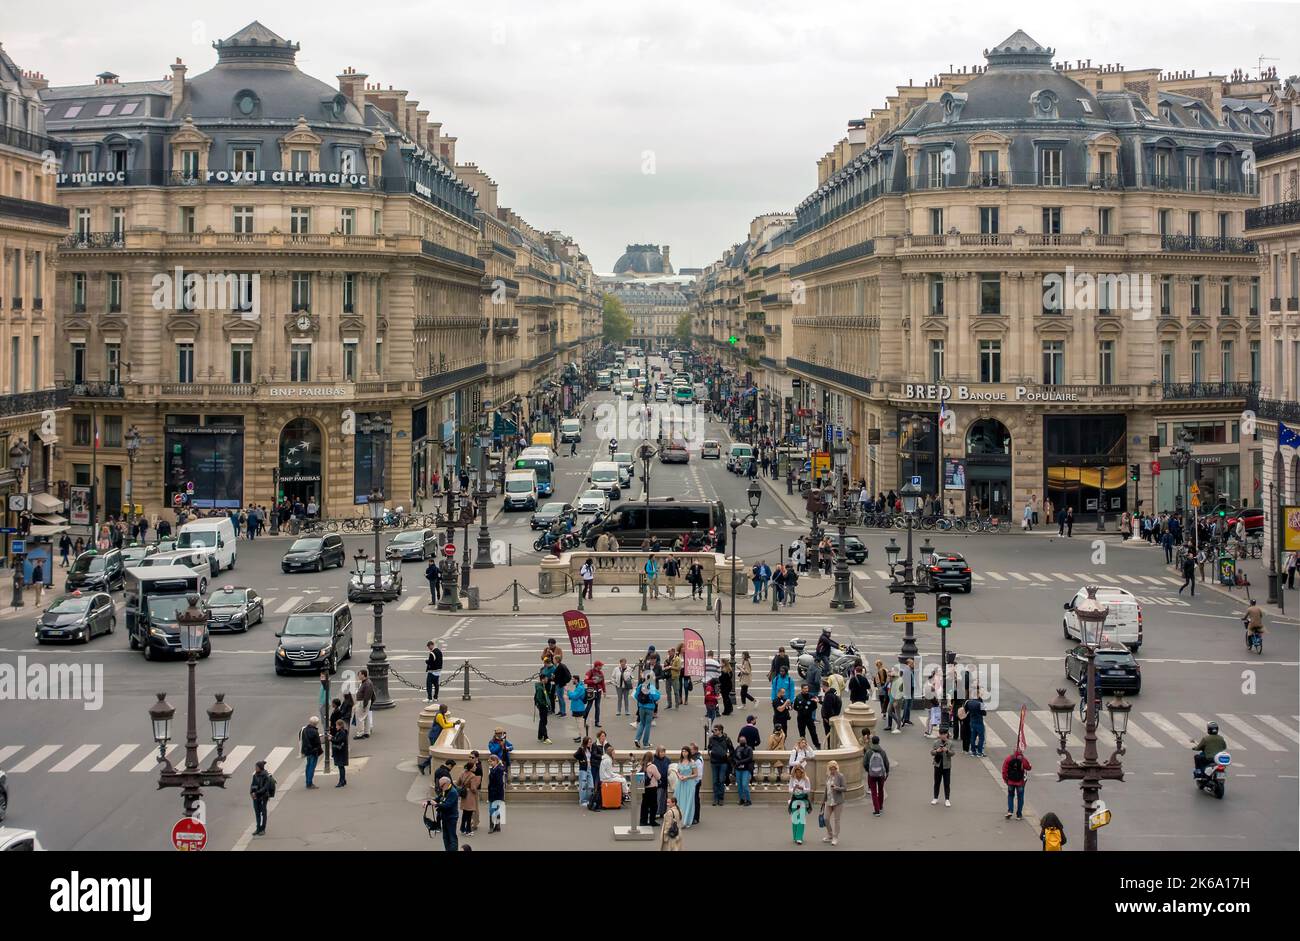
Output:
[966, 418, 1011, 456]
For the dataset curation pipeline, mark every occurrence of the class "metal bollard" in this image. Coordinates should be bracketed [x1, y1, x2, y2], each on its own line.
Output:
[706, 578, 712, 609]
[509, 543, 513, 566]
[462, 659, 472, 701]
[512, 579, 519, 612]
[771, 576, 779, 611]
[578, 576, 584, 611]
[640, 573, 647, 611]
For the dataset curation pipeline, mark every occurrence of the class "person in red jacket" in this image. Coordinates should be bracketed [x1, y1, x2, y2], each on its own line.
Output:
[1001, 749, 1033, 820]
[584, 661, 607, 729]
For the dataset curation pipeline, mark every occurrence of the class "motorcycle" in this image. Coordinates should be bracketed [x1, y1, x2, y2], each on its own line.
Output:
[533, 528, 578, 552]
[1193, 750, 1231, 799]
[791, 637, 862, 680]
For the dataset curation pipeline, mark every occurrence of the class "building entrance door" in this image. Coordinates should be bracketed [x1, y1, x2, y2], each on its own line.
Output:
[279, 418, 324, 515]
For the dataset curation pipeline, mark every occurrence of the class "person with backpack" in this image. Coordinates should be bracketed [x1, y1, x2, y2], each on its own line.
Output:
[864, 734, 890, 815]
[611, 658, 635, 717]
[550, 653, 572, 717]
[1002, 748, 1033, 819]
[249, 760, 274, 836]
[435, 776, 460, 852]
[534, 676, 553, 745]
[847, 663, 872, 706]
[633, 675, 660, 748]
[300, 716, 323, 789]
[660, 795, 684, 851]
[706, 724, 734, 806]
[965, 695, 988, 758]
[1039, 811, 1067, 851]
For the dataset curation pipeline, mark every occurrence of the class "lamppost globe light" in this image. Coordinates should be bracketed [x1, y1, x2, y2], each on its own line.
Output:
[369, 490, 384, 520]
[1048, 687, 1075, 737]
[149, 692, 175, 745]
[207, 692, 233, 744]
[1106, 693, 1132, 736]
[353, 549, 368, 576]
[885, 537, 900, 569]
[747, 479, 762, 513]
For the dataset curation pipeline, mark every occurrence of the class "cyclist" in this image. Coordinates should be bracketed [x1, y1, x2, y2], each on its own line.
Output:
[1242, 599, 1266, 645]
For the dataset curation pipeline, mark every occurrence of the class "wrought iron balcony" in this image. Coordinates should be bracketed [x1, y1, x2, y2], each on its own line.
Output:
[69, 381, 126, 399]
[0, 123, 59, 156]
[1245, 200, 1300, 230]
[61, 232, 126, 250]
[0, 386, 71, 417]
[0, 194, 69, 228]
[1161, 382, 1258, 401]
[1161, 234, 1258, 255]
[1253, 129, 1300, 161]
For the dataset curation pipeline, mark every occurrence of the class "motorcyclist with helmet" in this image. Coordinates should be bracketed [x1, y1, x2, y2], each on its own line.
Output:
[1191, 721, 1228, 777]
[814, 629, 841, 675]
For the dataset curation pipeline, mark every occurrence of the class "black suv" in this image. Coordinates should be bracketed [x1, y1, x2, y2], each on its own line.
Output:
[281, 534, 346, 573]
[275, 600, 353, 675]
[824, 532, 868, 564]
[65, 548, 126, 593]
[1065, 642, 1141, 694]
[917, 549, 973, 593]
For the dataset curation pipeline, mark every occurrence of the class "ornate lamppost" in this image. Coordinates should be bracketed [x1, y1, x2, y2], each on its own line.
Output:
[1046, 586, 1128, 852]
[459, 492, 473, 593]
[474, 407, 494, 569]
[726, 480, 763, 671]
[829, 440, 855, 609]
[148, 595, 232, 815]
[638, 442, 657, 547]
[124, 425, 141, 532]
[885, 480, 931, 664]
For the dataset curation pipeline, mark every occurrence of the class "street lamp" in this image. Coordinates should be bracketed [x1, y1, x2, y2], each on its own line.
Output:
[638, 443, 657, 547]
[150, 595, 232, 816]
[474, 410, 494, 569]
[458, 491, 473, 593]
[1048, 586, 1126, 851]
[124, 426, 141, 532]
[358, 413, 395, 712]
[7, 438, 30, 593]
[829, 441, 855, 609]
[726, 479, 763, 670]
[886, 480, 932, 664]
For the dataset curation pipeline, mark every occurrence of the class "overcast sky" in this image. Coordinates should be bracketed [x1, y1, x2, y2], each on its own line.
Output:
[4, 0, 1296, 270]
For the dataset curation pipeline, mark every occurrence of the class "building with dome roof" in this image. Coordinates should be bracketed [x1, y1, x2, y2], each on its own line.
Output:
[612, 243, 674, 278]
[35, 23, 598, 522]
[701, 31, 1285, 517]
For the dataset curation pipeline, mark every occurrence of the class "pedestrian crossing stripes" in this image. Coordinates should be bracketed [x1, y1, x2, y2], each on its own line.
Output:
[1, 713, 1297, 777]
[848, 568, 1187, 595]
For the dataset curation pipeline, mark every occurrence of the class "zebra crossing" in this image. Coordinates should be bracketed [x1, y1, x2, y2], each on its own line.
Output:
[851, 568, 1189, 597]
[3, 714, 1295, 779]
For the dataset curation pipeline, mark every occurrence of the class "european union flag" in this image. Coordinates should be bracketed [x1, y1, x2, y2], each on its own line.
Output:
[1281, 422, 1300, 450]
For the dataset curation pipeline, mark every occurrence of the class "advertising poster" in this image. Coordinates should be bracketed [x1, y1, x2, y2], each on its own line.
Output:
[562, 609, 592, 656]
[943, 458, 967, 490]
[1283, 505, 1300, 552]
[682, 628, 705, 678]
[69, 486, 90, 526]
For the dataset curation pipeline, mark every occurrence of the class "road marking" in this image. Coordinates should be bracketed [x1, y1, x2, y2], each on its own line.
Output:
[1051, 573, 1074, 582]
[1009, 572, 1030, 582]
[1255, 715, 1300, 744]
[875, 571, 892, 580]
[397, 595, 422, 611]
[1180, 713, 1235, 750]
[981, 724, 1006, 748]
[49, 744, 100, 773]
[1073, 574, 1097, 582]
[1140, 576, 1166, 585]
[1033, 710, 1082, 746]
[263, 745, 294, 774]
[275, 596, 303, 614]
[222, 744, 256, 773]
[1117, 575, 1142, 584]
[985, 571, 1007, 581]
[1121, 719, 1162, 749]
[0, 745, 22, 765]
[193, 744, 216, 765]
[131, 745, 178, 772]
[90, 744, 140, 772]
[1219, 714, 1286, 752]
[1141, 712, 1190, 746]
[1161, 577, 1184, 585]
[993, 711, 1044, 747]
[10, 744, 60, 772]
[853, 570, 870, 581]
[1028, 573, 1049, 581]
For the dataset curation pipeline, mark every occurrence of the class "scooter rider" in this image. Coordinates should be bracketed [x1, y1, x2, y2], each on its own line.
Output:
[608, 438, 618, 458]
[814, 629, 840, 675]
[1191, 722, 1228, 777]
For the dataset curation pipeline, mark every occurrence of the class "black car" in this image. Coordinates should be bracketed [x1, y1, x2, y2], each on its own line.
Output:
[34, 591, 115, 644]
[206, 586, 265, 633]
[824, 533, 868, 564]
[135, 593, 212, 661]
[65, 549, 126, 593]
[385, 528, 438, 562]
[531, 502, 576, 531]
[275, 600, 353, 675]
[281, 534, 346, 573]
[917, 549, 972, 592]
[1066, 642, 1141, 694]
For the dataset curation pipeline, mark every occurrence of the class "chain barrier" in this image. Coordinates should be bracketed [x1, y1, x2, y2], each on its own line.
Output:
[477, 583, 516, 603]
[465, 662, 539, 688]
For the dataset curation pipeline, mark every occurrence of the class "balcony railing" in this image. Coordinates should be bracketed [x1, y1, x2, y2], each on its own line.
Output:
[0, 386, 70, 417]
[1254, 129, 1300, 162]
[421, 239, 486, 273]
[0, 194, 69, 228]
[516, 295, 555, 307]
[1254, 397, 1300, 423]
[786, 357, 871, 394]
[1161, 382, 1258, 401]
[0, 123, 59, 156]
[61, 232, 126, 250]
[789, 239, 875, 277]
[1160, 234, 1258, 255]
[1245, 200, 1300, 230]
[159, 383, 257, 397]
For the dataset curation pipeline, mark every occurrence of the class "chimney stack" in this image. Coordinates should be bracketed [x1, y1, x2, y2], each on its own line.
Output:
[23, 70, 49, 91]
[337, 66, 368, 109]
[96, 71, 119, 86]
[661, 245, 672, 273]
[170, 59, 186, 111]
[847, 118, 867, 156]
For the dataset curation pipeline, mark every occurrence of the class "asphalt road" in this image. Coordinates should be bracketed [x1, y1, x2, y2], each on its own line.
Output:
[1, 355, 1295, 851]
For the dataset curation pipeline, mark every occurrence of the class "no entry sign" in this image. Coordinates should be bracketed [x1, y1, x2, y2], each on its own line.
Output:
[171, 816, 207, 851]
[442, 543, 456, 557]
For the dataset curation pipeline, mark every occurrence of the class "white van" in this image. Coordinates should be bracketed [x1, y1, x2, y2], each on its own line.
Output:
[504, 469, 540, 511]
[131, 551, 213, 594]
[1062, 586, 1143, 651]
[176, 517, 237, 572]
[560, 418, 582, 444]
[588, 461, 623, 499]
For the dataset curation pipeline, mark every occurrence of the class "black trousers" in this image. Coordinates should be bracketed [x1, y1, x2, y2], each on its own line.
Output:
[932, 766, 951, 799]
[537, 704, 549, 740]
[252, 798, 267, 832]
[639, 788, 658, 827]
[796, 714, 822, 748]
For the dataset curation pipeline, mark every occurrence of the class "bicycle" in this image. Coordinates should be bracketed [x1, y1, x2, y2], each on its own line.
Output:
[1246, 629, 1263, 654]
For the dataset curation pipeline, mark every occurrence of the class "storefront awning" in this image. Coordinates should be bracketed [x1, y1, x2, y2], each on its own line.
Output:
[33, 512, 68, 526]
[31, 492, 64, 514]
[28, 524, 69, 537]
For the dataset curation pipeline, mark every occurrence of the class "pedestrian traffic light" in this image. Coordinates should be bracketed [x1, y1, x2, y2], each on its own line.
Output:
[1217, 507, 1227, 518]
[936, 592, 952, 630]
[1130, 463, 1140, 482]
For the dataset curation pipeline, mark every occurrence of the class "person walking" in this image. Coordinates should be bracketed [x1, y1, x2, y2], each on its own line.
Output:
[1057, 505, 1067, 536]
[793, 683, 822, 748]
[670, 747, 698, 828]
[820, 760, 846, 846]
[900, 659, 916, 727]
[719, 662, 735, 716]
[633, 675, 660, 748]
[787, 764, 813, 845]
[300, 716, 323, 789]
[579, 558, 595, 599]
[1178, 547, 1196, 595]
[434, 777, 459, 852]
[249, 760, 273, 836]
[930, 729, 954, 806]
[424, 640, 443, 703]
[659, 795, 684, 851]
[30, 559, 44, 606]
[612, 658, 634, 717]
[534, 675, 553, 744]
[59, 533, 72, 568]
[706, 724, 734, 806]
[644, 554, 660, 599]
[585, 660, 606, 728]
[457, 756, 482, 835]
[486, 754, 506, 834]
[639, 752, 661, 828]
[784, 564, 799, 606]
[331, 718, 349, 787]
[864, 734, 890, 815]
[1162, 527, 1175, 565]
[662, 554, 680, 599]
[1039, 811, 1067, 851]
[1002, 747, 1033, 819]
[1065, 506, 1074, 537]
[737, 652, 755, 705]
[687, 558, 704, 599]
[768, 646, 790, 682]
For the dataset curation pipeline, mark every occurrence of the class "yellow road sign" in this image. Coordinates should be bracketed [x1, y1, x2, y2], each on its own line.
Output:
[892, 613, 929, 623]
[1189, 482, 1200, 495]
[1190, 495, 1201, 508]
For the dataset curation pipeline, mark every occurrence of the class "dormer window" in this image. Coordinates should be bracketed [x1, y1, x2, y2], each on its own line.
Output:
[329, 94, 347, 120]
[119, 101, 139, 116]
[1078, 99, 1093, 115]
[97, 103, 115, 117]
[64, 104, 83, 118]
[1031, 90, 1059, 119]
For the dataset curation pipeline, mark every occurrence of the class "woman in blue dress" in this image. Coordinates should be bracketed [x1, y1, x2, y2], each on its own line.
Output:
[671, 746, 697, 828]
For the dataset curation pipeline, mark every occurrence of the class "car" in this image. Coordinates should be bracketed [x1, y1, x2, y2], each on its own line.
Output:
[576, 489, 611, 516]
[531, 502, 576, 530]
[1065, 642, 1141, 694]
[34, 591, 115, 644]
[119, 544, 158, 567]
[153, 538, 178, 554]
[654, 388, 668, 401]
[1063, 586, 1143, 650]
[132, 550, 212, 594]
[348, 559, 403, 603]
[612, 451, 636, 481]
[65, 549, 127, 593]
[916, 549, 972, 592]
[725, 444, 754, 472]
[137, 592, 212, 660]
[386, 528, 438, 562]
[275, 600, 353, 675]
[589, 462, 623, 500]
[559, 418, 582, 443]
[282, 534, 347, 573]
[0, 827, 42, 851]
[660, 443, 689, 463]
[824, 533, 868, 564]
[701, 440, 721, 459]
[1225, 506, 1264, 533]
[206, 585, 265, 633]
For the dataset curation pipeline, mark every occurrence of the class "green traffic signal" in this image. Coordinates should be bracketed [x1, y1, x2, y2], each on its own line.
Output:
[936, 592, 952, 629]
[728, 336, 739, 345]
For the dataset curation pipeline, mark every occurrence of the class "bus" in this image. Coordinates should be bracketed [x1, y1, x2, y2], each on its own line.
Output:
[672, 384, 694, 404]
[625, 365, 641, 381]
[596, 370, 613, 390]
[513, 455, 554, 498]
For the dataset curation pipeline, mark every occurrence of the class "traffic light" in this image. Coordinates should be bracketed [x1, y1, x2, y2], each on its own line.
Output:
[936, 592, 952, 630]
[1217, 506, 1227, 519]
[1129, 463, 1140, 482]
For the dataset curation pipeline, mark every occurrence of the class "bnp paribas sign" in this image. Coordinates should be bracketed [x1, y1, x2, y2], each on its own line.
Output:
[203, 170, 370, 186]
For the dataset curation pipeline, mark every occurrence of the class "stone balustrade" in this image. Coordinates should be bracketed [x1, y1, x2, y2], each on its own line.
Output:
[419, 708, 866, 804]
[538, 551, 745, 594]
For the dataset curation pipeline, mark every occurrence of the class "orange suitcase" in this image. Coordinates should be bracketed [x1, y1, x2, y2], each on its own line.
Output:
[601, 780, 623, 809]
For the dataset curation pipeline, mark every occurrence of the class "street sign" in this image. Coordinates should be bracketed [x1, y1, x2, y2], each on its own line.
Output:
[1150, 460, 1161, 476]
[171, 816, 207, 851]
[1190, 496, 1201, 509]
[910, 475, 922, 487]
[172, 493, 184, 507]
[442, 543, 456, 557]
[1088, 801, 1112, 831]
[1189, 482, 1200, 495]
[892, 613, 928, 623]
[0, 527, 17, 534]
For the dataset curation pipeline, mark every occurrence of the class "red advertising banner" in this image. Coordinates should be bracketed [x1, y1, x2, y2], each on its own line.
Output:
[682, 628, 706, 679]
[562, 610, 592, 656]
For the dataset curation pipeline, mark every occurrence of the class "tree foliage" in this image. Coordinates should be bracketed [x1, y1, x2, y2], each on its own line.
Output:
[674, 312, 694, 345]
[602, 293, 633, 345]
